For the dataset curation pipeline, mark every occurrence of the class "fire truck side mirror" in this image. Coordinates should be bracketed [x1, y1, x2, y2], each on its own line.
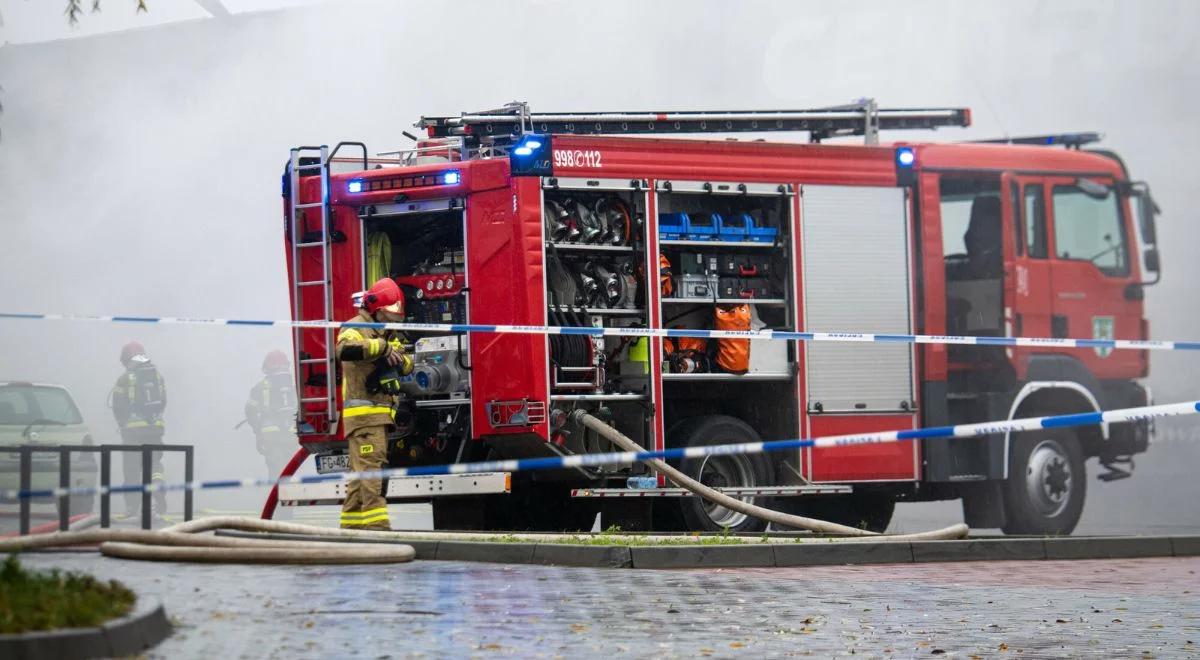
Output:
[1143, 247, 1160, 274]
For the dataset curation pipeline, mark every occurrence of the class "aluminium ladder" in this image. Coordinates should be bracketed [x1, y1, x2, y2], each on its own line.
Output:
[417, 98, 971, 144]
[287, 145, 338, 434]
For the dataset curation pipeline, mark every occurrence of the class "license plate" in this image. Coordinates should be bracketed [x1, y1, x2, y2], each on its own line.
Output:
[315, 454, 350, 474]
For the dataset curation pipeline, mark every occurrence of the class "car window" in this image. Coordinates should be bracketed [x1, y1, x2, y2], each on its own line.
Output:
[1052, 184, 1128, 276]
[0, 386, 83, 425]
[0, 388, 33, 424]
[30, 387, 84, 424]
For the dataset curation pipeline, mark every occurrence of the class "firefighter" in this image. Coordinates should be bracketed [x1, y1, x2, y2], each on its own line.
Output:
[335, 277, 413, 531]
[110, 341, 168, 519]
[244, 350, 299, 481]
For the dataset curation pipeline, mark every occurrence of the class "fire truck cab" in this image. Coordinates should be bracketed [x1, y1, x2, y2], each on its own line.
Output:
[275, 102, 1160, 535]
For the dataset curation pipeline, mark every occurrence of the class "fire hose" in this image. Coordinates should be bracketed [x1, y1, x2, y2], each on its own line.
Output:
[571, 411, 970, 541]
[0, 516, 415, 564]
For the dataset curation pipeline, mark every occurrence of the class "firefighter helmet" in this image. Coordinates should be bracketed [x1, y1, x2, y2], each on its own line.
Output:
[262, 350, 290, 374]
[120, 341, 147, 366]
[363, 277, 404, 315]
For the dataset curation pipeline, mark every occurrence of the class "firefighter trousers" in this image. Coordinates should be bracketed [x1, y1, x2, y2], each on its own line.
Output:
[119, 427, 168, 517]
[340, 425, 390, 530]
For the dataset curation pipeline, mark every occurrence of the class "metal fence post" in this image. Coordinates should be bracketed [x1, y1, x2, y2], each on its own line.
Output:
[141, 445, 152, 530]
[100, 446, 111, 528]
[184, 444, 194, 522]
[18, 446, 32, 536]
[58, 450, 70, 532]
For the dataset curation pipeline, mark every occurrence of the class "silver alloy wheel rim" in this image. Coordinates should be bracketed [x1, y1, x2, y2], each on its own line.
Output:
[697, 453, 755, 528]
[1024, 438, 1073, 518]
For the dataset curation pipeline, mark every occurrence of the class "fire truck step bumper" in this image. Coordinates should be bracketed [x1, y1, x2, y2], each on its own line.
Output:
[278, 472, 512, 506]
[570, 484, 853, 498]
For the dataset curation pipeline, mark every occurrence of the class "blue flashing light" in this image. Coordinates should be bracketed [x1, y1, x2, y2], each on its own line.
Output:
[442, 170, 461, 185]
[347, 179, 364, 193]
[513, 136, 543, 158]
[896, 147, 916, 167]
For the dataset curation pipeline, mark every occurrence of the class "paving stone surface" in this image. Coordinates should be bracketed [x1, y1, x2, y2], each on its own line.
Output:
[18, 553, 1200, 658]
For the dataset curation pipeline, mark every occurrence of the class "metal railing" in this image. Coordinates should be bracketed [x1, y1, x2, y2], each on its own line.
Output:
[2, 443, 193, 535]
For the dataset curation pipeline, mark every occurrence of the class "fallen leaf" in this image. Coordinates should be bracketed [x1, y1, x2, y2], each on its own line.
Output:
[999, 643, 1009, 651]
[730, 642, 746, 649]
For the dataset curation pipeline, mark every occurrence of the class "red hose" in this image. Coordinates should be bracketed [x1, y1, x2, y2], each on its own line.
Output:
[260, 446, 310, 520]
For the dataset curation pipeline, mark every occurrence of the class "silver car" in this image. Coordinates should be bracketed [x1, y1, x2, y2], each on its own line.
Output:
[0, 382, 98, 517]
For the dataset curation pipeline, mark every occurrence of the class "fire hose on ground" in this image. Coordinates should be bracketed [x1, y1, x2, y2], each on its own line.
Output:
[0, 516, 416, 564]
[572, 411, 970, 541]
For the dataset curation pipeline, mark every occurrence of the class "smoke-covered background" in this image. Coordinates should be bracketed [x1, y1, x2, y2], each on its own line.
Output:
[1, 0, 1197, 530]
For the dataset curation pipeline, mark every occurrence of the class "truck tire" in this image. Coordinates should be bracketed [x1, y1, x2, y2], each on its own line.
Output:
[1002, 429, 1086, 535]
[668, 415, 773, 533]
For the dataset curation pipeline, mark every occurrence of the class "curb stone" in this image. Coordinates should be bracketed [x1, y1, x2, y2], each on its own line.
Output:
[1043, 535, 1174, 560]
[1170, 536, 1200, 556]
[774, 540, 914, 566]
[434, 541, 537, 564]
[0, 597, 170, 660]
[910, 538, 1047, 562]
[532, 543, 633, 568]
[630, 544, 775, 569]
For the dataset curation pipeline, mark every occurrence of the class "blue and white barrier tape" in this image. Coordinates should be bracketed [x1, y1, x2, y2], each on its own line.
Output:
[2, 400, 1196, 503]
[0, 311, 1193, 352]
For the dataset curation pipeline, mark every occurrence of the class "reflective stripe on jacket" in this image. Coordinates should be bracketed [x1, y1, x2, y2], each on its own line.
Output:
[336, 309, 403, 434]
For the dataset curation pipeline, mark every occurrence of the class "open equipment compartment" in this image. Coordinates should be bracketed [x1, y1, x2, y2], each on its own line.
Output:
[654, 180, 800, 446]
[359, 200, 472, 468]
[541, 177, 655, 479]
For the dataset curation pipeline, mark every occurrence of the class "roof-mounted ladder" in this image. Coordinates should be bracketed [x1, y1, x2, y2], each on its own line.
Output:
[968, 132, 1104, 149]
[417, 99, 971, 144]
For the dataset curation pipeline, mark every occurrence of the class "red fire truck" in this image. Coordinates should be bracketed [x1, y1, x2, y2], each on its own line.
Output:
[271, 100, 1161, 535]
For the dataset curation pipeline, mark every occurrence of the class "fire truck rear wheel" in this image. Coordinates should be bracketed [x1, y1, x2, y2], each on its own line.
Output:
[1002, 429, 1086, 536]
[669, 415, 773, 534]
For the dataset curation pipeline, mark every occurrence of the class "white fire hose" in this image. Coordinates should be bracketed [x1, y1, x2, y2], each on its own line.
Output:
[573, 412, 969, 541]
[0, 516, 416, 564]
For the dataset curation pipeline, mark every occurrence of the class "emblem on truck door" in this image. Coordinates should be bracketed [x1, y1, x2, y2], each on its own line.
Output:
[1092, 316, 1115, 358]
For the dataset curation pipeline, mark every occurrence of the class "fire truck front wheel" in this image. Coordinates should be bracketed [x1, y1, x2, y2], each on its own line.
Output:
[1002, 429, 1087, 536]
[669, 415, 773, 534]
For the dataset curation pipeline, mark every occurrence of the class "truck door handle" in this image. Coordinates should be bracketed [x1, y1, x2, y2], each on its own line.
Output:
[1051, 315, 1069, 339]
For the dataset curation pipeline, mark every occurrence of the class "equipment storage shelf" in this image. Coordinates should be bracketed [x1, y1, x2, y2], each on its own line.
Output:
[659, 239, 780, 249]
[550, 393, 649, 402]
[661, 298, 787, 306]
[661, 372, 792, 382]
[546, 242, 637, 253]
[542, 177, 655, 476]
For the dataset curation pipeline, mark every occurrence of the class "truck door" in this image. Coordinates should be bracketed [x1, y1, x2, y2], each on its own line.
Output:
[1044, 176, 1141, 378]
[1005, 174, 1053, 377]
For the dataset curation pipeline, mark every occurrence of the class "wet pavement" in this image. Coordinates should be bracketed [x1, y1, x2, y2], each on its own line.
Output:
[18, 553, 1200, 658]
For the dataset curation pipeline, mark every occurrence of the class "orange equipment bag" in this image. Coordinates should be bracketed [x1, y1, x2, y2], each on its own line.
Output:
[659, 253, 674, 297]
[714, 304, 751, 373]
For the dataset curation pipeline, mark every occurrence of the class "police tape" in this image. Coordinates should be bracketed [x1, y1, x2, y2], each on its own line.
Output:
[0, 311, 1194, 352]
[2, 399, 1197, 503]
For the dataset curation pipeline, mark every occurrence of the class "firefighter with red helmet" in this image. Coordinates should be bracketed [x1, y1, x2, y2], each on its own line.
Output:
[335, 278, 413, 530]
[244, 350, 298, 481]
[110, 341, 168, 519]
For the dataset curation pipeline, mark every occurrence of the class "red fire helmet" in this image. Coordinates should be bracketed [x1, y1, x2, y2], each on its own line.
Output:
[363, 278, 404, 315]
[120, 341, 146, 366]
[262, 349, 290, 373]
